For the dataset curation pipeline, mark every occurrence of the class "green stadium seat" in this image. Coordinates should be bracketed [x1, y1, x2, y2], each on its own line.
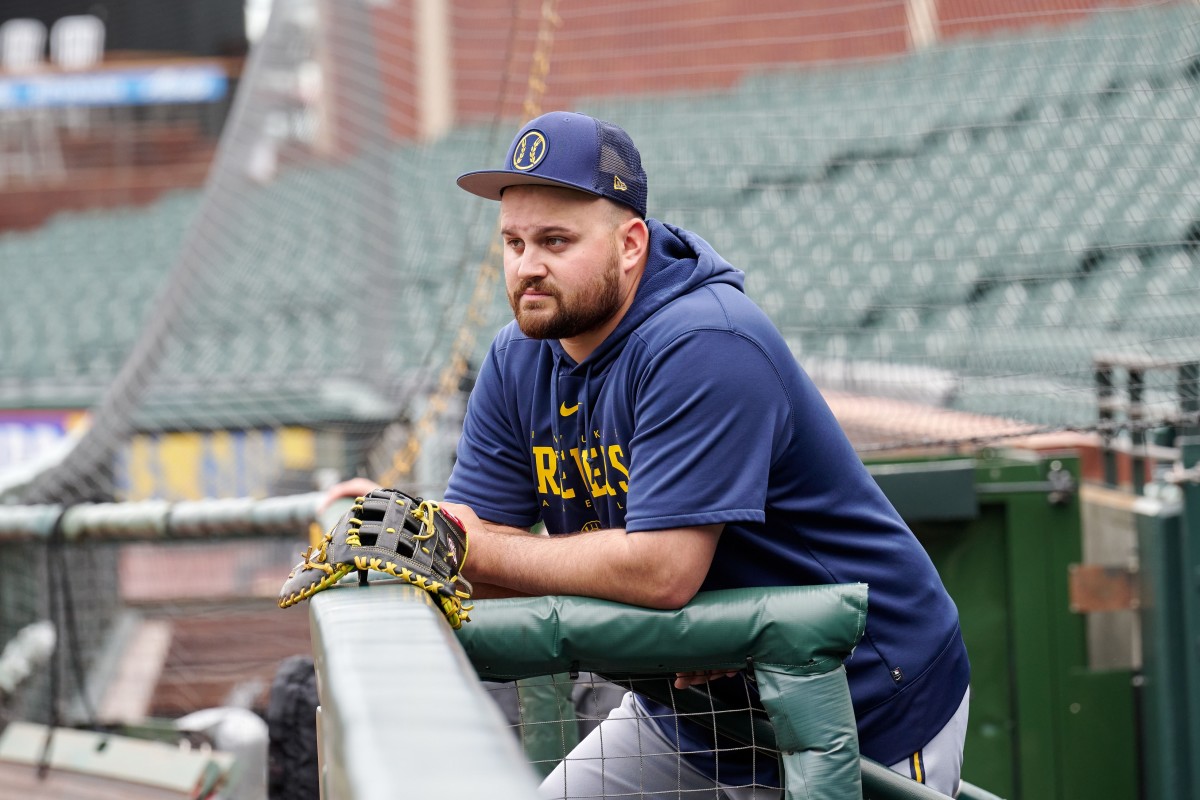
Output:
[1120, 250, 1200, 338]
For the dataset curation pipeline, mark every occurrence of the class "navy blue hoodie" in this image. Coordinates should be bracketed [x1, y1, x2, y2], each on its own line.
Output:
[446, 219, 969, 772]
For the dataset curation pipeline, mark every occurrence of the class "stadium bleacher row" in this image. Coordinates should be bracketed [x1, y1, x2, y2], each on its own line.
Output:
[0, 190, 196, 392]
[0, 2, 1197, 430]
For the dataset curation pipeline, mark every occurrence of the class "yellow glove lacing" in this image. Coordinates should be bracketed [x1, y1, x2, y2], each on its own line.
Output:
[280, 495, 473, 627]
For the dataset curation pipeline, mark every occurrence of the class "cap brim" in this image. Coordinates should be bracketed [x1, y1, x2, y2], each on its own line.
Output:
[456, 169, 603, 202]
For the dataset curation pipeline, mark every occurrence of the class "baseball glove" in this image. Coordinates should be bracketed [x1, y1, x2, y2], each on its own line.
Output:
[278, 489, 473, 628]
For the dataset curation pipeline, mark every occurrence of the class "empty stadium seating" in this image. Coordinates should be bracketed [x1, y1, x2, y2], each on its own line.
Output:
[1, 3, 1198, 431]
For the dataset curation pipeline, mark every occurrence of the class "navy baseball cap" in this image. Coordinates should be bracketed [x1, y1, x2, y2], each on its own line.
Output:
[457, 111, 648, 218]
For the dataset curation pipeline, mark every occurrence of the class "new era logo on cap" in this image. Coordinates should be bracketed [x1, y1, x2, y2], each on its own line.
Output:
[457, 111, 648, 218]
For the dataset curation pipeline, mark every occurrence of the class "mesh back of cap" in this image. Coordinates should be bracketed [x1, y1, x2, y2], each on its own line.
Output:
[597, 119, 648, 216]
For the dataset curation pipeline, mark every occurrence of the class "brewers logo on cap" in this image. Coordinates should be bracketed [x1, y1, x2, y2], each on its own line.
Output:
[513, 130, 547, 171]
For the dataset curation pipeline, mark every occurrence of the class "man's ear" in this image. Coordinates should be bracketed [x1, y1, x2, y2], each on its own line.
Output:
[617, 216, 650, 273]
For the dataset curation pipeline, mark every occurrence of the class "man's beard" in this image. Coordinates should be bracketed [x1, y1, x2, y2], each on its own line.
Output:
[509, 249, 622, 340]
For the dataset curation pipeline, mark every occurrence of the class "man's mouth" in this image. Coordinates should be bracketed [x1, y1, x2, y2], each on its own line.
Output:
[519, 284, 554, 301]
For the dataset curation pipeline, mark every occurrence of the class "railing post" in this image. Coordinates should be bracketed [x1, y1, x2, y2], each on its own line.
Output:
[1176, 436, 1200, 800]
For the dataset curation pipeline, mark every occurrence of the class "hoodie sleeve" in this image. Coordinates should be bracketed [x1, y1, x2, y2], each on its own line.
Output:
[623, 328, 792, 532]
[444, 341, 542, 527]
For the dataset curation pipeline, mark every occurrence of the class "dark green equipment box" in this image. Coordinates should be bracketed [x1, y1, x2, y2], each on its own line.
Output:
[871, 452, 1138, 800]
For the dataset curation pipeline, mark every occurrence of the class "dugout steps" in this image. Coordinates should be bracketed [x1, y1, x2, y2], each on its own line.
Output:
[0, 3, 1198, 428]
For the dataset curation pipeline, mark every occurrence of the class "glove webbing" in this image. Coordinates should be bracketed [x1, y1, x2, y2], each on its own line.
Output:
[345, 494, 472, 626]
[347, 494, 455, 586]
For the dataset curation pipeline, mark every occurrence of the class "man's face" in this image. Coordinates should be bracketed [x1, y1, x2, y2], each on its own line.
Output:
[499, 185, 625, 341]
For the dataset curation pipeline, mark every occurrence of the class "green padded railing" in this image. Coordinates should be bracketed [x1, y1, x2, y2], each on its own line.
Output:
[457, 588, 1004, 800]
[457, 585, 869, 800]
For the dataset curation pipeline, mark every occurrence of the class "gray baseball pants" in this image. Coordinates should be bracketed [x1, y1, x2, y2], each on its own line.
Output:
[539, 687, 970, 799]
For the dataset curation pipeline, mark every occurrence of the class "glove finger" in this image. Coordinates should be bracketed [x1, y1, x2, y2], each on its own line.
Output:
[278, 560, 354, 608]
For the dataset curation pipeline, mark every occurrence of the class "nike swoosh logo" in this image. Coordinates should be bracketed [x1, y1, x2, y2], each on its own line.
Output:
[560, 402, 580, 417]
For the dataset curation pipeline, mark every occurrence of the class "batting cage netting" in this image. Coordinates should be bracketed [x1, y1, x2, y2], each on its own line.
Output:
[6, 0, 1200, 506]
[1, 0, 1199, 795]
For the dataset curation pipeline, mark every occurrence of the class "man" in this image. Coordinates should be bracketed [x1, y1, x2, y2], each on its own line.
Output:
[379, 111, 968, 797]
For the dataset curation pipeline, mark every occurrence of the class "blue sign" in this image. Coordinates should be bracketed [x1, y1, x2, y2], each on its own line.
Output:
[0, 64, 228, 108]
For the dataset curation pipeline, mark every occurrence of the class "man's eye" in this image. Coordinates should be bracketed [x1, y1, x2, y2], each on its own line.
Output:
[506, 238, 523, 250]
[546, 237, 566, 247]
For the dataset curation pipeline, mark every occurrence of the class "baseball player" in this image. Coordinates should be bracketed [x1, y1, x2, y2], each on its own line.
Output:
[348, 111, 971, 797]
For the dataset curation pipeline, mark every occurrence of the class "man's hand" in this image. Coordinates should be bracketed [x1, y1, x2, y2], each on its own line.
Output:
[673, 669, 741, 689]
[318, 477, 382, 514]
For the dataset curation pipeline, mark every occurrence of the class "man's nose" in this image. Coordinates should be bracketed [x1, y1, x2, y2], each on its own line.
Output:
[514, 246, 549, 279]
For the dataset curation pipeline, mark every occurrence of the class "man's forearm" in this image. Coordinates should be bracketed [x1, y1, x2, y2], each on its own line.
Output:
[467, 523, 722, 610]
